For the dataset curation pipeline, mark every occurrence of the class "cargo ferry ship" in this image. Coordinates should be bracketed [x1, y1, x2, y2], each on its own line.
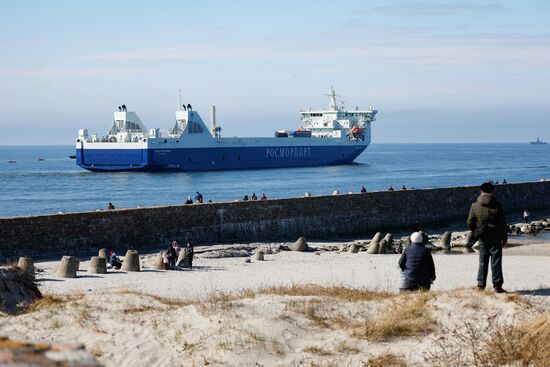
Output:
[75, 88, 378, 171]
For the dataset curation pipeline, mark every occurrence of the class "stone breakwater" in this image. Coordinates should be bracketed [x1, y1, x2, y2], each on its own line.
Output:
[1, 181, 550, 263]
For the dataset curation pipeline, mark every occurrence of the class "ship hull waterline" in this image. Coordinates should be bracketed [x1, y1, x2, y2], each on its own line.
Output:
[76, 145, 368, 172]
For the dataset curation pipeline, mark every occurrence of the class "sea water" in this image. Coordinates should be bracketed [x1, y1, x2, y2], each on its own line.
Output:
[1, 144, 549, 218]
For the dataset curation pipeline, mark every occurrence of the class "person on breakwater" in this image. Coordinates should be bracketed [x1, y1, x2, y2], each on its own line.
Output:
[251, 193, 257, 200]
[398, 231, 436, 292]
[360, 186, 367, 193]
[195, 192, 203, 203]
[467, 182, 508, 293]
[523, 209, 530, 223]
[388, 186, 394, 191]
[260, 194, 267, 200]
[107, 203, 115, 210]
[242, 195, 249, 201]
[185, 196, 193, 205]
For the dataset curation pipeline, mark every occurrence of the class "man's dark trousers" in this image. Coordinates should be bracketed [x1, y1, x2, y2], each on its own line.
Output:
[477, 238, 503, 288]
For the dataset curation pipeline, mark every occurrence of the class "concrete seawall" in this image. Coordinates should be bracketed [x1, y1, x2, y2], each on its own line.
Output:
[1, 181, 550, 262]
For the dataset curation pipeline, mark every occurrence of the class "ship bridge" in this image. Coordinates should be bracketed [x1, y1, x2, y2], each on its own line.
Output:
[299, 87, 377, 140]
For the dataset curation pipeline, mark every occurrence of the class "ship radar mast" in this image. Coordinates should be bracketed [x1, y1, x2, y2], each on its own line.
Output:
[324, 86, 338, 111]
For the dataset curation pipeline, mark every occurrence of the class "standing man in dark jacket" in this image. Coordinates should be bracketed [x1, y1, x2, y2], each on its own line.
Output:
[467, 182, 508, 293]
[398, 231, 436, 291]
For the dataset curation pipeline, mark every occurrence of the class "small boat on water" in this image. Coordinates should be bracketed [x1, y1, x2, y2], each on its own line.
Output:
[69, 154, 76, 159]
[38, 157, 45, 161]
[530, 137, 547, 145]
[8, 160, 16, 163]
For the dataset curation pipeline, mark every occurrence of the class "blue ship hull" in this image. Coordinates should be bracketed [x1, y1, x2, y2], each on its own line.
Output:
[76, 145, 367, 172]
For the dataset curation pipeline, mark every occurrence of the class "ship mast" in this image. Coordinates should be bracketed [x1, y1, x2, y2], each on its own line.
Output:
[324, 86, 338, 111]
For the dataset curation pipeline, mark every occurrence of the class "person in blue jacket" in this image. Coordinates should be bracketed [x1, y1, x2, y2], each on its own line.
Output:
[398, 231, 436, 291]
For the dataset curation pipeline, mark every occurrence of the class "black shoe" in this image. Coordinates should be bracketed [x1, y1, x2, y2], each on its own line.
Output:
[494, 286, 506, 294]
[476, 286, 485, 291]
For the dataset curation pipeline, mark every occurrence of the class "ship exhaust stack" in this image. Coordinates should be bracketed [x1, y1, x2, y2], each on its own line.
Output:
[211, 105, 220, 138]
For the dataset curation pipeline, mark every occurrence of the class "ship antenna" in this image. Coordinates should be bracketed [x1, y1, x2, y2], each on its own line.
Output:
[324, 86, 338, 111]
[178, 89, 182, 111]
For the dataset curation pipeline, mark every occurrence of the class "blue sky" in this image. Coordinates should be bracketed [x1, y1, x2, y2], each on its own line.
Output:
[1, 0, 549, 144]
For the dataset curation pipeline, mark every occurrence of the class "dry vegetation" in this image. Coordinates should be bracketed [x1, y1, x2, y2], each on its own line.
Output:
[367, 351, 407, 367]
[9, 284, 550, 366]
[352, 292, 435, 341]
[425, 312, 550, 367]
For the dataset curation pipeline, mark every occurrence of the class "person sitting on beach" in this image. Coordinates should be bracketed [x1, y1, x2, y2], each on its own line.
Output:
[172, 241, 181, 257]
[398, 232, 436, 292]
[401, 185, 407, 190]
[185, 196, 193, 204]
[107, 202, 115, 210]
[251, 192, 257, 200]
[243, 194, 249, 201]
[162, 251, 170, 270]
[195, 192, 203, 203]
[388, 186, 394, 191]
[260, 193, 267, 200]
[108, 251, 122, 270]
[360, 186, 367, 193]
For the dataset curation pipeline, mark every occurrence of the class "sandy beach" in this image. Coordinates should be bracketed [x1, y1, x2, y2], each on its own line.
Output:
[1, 238, 549, 366]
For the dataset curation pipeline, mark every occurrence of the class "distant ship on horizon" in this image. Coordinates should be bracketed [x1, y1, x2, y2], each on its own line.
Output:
[530, 137, 548, 145]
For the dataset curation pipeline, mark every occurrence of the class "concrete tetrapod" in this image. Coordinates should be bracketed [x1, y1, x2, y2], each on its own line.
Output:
[254, 250, 265, 261]
[153, 251, 165, 270]
[366, 232, 383, 254]
[177, 249, 191, 268]
[98, 248, 108, 259]
[56, 256, 79, 278]
[380, 233, 393, 254]
[121, 250, 140, 272]
[347, 244, 359, 253]
[377, 239, 388, 254]
[88, 256, 107, 274]
[290, 237, 308, 252]
[440, 231, 452, 250]
[465, 231, 475, 248]
[17, 257, 35, 279]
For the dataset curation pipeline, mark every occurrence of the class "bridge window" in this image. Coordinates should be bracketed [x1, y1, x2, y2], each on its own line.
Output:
[188, 121, 204, 134]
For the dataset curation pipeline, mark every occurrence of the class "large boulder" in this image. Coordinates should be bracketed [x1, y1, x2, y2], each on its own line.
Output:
[121, 250, 140, 272]
[0, 267, 42, 313]
[347, 244, 359, 253]
[290, 237, 308, 252]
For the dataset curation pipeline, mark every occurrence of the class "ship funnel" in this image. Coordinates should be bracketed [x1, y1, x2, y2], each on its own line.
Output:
[211, 105, 219, 138]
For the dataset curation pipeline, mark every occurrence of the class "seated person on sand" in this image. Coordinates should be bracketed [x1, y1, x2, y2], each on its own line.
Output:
[398, 232, 436, 292]
[108, 251, 122, 270]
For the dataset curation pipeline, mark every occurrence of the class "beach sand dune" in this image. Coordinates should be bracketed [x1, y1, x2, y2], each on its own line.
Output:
[1, 245, 549, 366]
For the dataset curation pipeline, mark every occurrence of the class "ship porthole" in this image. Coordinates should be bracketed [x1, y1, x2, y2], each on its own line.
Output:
[76, 139, 80, 143]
